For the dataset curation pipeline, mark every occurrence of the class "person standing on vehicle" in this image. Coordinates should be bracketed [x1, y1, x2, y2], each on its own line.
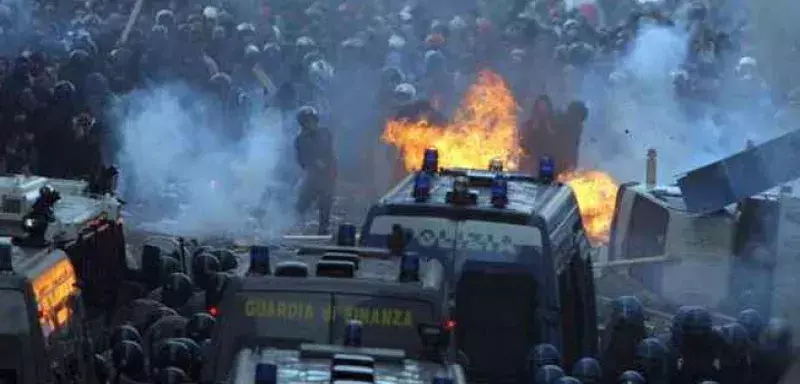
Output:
[295, 106, 337, 235]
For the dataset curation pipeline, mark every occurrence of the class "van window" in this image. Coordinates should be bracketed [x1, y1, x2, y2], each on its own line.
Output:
[624, 196, 668, 259]
[0, 290, 30, 335]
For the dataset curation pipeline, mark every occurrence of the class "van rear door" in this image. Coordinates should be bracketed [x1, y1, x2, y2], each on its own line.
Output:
[454, 261, 540, 384]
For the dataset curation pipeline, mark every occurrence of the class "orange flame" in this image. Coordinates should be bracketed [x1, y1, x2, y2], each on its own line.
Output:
[382, 70, 523, 171]
[381, 69, 619, 245]
[558, 170, 619, 245]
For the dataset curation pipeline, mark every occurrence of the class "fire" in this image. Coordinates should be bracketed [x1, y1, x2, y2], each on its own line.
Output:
[558, 170, 619, 245]
[382, 69, 619, 245]
[382, 70, 523, 171]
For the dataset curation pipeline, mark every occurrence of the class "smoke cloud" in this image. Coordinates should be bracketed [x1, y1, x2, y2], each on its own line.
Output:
[113, 85, 298, 240]
[578, 17, 786, 185]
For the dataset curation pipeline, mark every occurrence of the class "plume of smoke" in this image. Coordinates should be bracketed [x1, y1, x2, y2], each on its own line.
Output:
[579, 20, 784, 185]
[113, 84, 298, 240]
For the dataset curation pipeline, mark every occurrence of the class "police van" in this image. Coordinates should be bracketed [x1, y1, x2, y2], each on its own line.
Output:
[358, 150, 598, 383]
[202, 245, 459, 382]
[0, 175, 124, 384]
[0, 243, 98, 384]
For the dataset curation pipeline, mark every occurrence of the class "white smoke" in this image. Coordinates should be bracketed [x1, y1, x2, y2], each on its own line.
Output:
[579, 21, 784, 185]
[113, 85, 298, 240]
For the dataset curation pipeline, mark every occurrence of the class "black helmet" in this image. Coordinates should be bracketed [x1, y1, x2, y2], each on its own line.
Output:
[191, 253, 221, 290]
[211, 249, 239, 271]
[110, 325, 143, 348]
[535, 364, 565, 384]
[185, 312, 216, 342]
[528, 344, 562, 373]
[170, 337, 203, 379]
[159, 256, 182, 283]
[679, 306, 712, 336]
[155, 9, 175, 27]
[571, 357, 601, 383]
[609, 296, 645, 327]
[161, 272, 193, 309]
[152, 339, 192, 373]
[554, 377, 581, 384]
[618, 370, 645, 384]
[146, 315, 188, 357]
[297, 105, 319, 126]
[205, 271, 231, 309]
[736, 308, 764, 343]
[635, 337, 668, 380]
[144, 306, 179, 332]
[153, 366, 190, 384]
[112, 340, 146, 377]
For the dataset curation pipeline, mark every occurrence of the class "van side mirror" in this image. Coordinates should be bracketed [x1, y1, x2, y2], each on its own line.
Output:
[418, 323, 449, 351]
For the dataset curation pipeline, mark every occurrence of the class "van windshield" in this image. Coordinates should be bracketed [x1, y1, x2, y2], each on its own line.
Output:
[0, 290, 30, 335]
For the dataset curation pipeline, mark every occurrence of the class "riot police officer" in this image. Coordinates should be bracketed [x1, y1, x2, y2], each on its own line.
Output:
[536, 365, 565, 384]
[752, 318, 793, 384]
[160, 272, 194, 310]
[600, 296, 646, 383]
[185, 312, 216, 342]
[571, 357, 602, 383]
[635, 337, 670, 384]
[294, 105, 337, 235]
[528, 343, 563, 374]
[717, 322, 752, 384]
[675, 306, 719, 384]
[112, 340, 147, 382]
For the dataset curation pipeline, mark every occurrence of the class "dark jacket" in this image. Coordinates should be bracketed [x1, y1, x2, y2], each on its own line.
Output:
[294, 126, 337, 178]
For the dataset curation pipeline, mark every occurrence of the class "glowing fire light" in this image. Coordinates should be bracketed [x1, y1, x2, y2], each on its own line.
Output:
[558, 170, 619, 245]
[381, 69, 619, 245]
[383, 70, 523, 171]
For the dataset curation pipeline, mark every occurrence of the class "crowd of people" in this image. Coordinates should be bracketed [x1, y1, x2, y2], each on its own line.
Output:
[526, 296, 794, 384]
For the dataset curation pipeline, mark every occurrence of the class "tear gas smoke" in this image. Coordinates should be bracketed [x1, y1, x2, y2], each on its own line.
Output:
[113, 85, 298, 240]
[578, 19, 785, 185]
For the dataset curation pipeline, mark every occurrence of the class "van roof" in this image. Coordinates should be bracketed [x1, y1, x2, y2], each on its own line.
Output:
[378, 168, 568, 216]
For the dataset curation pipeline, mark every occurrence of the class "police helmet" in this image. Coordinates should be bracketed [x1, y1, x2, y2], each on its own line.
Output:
[618, 370, 645, 384]
[171, 337, 203, 378]
[761, 318, 793, 352]
[211, 249, 238, 271]
[244, 44, 260, 62]
[208, 73, 232, 92]
[296, 36, 316, 48]
[555, 377, 581, 384]
[185, 312, 216, 342]
[110, 324, 143, 348]
[571, 357, 602, 383]
[205, 271, 230, 309]
[191, 253, 221, 290]
[679, 306, 712, 336]
[535, 364, 565, 384]
[153, 366, 190, 384]
[159, 256, 182, 282]
[296, 105, 320, 126]
[610, 296, 645, 326]
[152, 338, 192, 373]
[528, 344, 562, 372]
[381, 66, 405, 86]
[394, 83, 417, 102]
[112, 340, 146, 377]
[144, 306, 179, 333]
[737, 308, 765, 342]
[236, 22, 256, 35]
[720, 322, 750, 358]
[635, 338, 668, 379]
[161, 272, 194, 309]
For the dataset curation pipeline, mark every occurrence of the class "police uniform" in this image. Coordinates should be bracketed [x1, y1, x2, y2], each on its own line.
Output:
[294, 106, 337, 234]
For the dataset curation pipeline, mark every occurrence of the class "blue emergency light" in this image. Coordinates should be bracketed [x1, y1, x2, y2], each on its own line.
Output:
[249, 245, 271, 275]
[399, 253, 420, 282]
[255, 363, 278, 384]
[345, 320, 364, 347]
[337, 223, 357, 246]
[539, 156, 555, 182]
[490, 174, 509, 208]
[412, 171, 432, 202]
[432, 374, 455, 384]
[422, 148, 439, 173]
